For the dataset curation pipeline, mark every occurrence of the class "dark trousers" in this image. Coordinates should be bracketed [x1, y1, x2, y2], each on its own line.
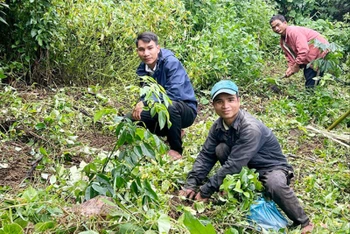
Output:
[303, 66, 323, 88]
[216, 143, 310, 227]
[135, 101, 196, 154]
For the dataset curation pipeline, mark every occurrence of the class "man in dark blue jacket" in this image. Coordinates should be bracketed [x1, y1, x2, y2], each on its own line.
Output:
[132, 32, 197, 160]
[179, 80, 314, 233]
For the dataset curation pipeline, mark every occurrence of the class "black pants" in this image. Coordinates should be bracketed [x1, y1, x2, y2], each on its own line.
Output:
[133, 101, 196, 154]
[216, 143, 310, 227]
[303, 66, 323, 88]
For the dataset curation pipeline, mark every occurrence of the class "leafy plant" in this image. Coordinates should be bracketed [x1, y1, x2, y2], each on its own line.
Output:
[220, 167, 263, 211]
[135, 76, 172, 129]
[83, 119, 166, 203]
[309, 39, 343, 77]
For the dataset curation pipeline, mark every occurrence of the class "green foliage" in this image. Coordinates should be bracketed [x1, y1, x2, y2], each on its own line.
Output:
[1, 0, 62, 83]
[183, 0, 276, 88]
[83, 119, 167, 209]
[274, 0, 350, 22]
[0, 1, 349, 233]
[54, 0, 191, 85]
[308, 40, 343, 77]
[0, 79, 349, 233]
[142, 77, 171, 129]
[1, 186, 61, 231]
[220, 167, 263, 211]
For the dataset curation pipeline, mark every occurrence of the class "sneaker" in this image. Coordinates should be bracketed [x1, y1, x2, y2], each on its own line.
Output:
[168, 150, 182, 160]
[301, 223, 314, 234]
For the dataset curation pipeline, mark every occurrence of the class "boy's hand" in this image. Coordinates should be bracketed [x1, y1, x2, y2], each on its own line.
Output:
[132, 101, 144, 120]
[178, 189, 196, 199]
[194, 192, 209, 202]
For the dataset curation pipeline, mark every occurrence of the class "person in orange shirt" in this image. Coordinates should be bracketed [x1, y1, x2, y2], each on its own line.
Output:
[270, 14, 329, 88]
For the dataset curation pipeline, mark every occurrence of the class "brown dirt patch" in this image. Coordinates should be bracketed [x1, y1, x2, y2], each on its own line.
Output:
[0, 141, 33, 188]
[77, 131, 116, 151]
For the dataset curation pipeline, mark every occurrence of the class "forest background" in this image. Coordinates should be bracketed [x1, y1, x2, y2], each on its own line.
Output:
[0, 0, 349, 233]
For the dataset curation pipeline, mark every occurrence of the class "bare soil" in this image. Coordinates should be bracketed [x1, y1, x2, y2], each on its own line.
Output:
[0, 132, 115, 188]
[0, 141, 32, 188]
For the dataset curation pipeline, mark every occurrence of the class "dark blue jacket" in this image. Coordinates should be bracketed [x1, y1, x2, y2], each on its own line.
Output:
[136, 49, 197, 113]
[185, 109, 293, 198]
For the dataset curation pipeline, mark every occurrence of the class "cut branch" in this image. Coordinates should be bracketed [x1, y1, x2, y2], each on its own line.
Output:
[306, 125, 349, 148]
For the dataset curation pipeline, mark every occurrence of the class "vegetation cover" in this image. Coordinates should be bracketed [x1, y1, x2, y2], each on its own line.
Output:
[0, 0, 349, 233]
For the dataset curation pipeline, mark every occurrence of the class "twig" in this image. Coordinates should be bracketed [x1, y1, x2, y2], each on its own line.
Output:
[73, 106, 92, 118]
[286, 153, 316, 162]
[26, 155, 44, 178]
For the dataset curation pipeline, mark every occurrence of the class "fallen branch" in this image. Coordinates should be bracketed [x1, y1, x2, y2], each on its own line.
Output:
[73, 106, 93, 118]
[286, 153, 316, 162]
[26, 155, 44, 178]
[306, 125, 349, 148]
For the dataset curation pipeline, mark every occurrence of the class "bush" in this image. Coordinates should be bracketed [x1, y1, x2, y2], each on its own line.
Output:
[55, 0, 191, 85]
[181, 0, 276, 89]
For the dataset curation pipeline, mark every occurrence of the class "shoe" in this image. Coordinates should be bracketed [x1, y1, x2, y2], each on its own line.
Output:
[168, 150, 182, 160]
[301, 223, 314, 234]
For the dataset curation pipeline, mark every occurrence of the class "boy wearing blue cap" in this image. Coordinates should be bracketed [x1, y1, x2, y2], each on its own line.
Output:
[179, 80, 313, 233]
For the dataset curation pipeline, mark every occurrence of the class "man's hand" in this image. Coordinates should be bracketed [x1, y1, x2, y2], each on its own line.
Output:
[194, 192, 209, 202]
[285, 64, 300, 77]
[178, 189, 196, 199]
[132, 101, 144, 120]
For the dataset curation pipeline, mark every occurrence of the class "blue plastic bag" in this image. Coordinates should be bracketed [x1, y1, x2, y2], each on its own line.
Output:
[247, 197, 288, 231]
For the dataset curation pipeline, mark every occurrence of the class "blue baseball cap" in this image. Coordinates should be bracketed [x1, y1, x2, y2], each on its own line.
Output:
[210, 80, 239, 100]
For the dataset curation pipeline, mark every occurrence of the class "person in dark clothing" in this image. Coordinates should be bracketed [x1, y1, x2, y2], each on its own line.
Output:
[270, 14, 328, 88]
[179, 80, 314, 233]
[132, 32, 197, 160]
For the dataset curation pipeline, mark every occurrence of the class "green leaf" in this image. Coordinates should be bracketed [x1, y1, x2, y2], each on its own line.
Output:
[140, 142, 155, 160]
[0, 223, 23, 234]
[39, 147, 48, 156]
[158, 110, 166, 129]
[114, 175, 125, 189]
[0, 70, 6, 79]
[14, 218, 28, 229]
[34, 221, 55, 232]
[118, 223, 144, 234]
[233, 180, 243, 193]
[200, 97, 210, 105]
[22, 187, 38, 202]
[224, 227, 239, 234]
[143, 179, 158, 201]
[31, 29, 37, 38]
[157, 214, 171, 234]
[35, 122, 46, 130]
[182, 211, 216, 234]
[91, 183, 108, 196]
